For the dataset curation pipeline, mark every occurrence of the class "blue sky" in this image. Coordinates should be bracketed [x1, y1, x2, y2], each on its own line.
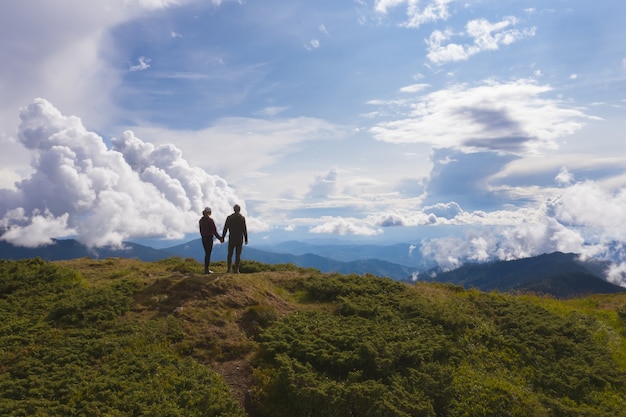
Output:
[1, 0, 626, 279]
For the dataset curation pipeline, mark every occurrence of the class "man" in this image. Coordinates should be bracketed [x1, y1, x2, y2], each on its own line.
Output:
[222, 204, 248, 273]
[199, 207, 223, 274]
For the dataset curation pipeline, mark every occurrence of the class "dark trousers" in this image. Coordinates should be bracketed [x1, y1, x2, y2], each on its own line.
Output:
[202, 236, 214, 273]
[227, 240, 243, 272]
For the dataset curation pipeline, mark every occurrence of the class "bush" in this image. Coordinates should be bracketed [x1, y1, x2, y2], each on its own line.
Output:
[251, 274, 626, 417]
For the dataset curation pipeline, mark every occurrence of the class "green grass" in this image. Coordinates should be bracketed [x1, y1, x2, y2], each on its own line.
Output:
[1, 257, 625, 417]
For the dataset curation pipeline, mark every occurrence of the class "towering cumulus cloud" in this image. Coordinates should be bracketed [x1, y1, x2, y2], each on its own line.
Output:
[0, 98, 242, 248]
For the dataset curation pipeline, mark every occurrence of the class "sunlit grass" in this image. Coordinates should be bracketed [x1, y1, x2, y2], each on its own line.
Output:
[1, 257, 625, 416]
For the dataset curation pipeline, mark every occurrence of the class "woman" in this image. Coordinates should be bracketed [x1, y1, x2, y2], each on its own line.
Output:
[199, 207, 223, 273]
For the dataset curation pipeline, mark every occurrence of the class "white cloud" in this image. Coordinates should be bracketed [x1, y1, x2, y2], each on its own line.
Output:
[425, 30, 469, 62]
[0, 99, 245, 248]
[423, 201, 463, 219]
[419, 215, 587, 271]
[370, 79, 594, 155]
[415, 177, 626, 276]
[426, 17, 536, 64]
[369, 204, 536, 230]
[306, 39, 320, 50]
[374, 0, 406, 15]
[375, 212, 407, 227]
[606, 262, 626, 287]
[555, 166, 574, 186]
[130, 56, 151, 71]
[403, 0, 452, 28]
[375, 0, 453, 28]
[0, 209, 74, 248]
[399, 83, 430, 93]
[310, 217, 382, 236]
[550, 181, 626, 241]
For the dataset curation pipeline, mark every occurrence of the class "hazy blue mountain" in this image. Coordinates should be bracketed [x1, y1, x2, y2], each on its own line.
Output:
[162, 239, 419, 280]
[2, 239, 625, 297]
[0, 239, 168, 261]
[420, 252, 626, 298]
[1, 238, 420, 280]
[255, 240, 436, 269]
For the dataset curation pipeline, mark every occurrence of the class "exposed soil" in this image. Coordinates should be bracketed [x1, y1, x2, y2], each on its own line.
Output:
[211, 358, 255, 411]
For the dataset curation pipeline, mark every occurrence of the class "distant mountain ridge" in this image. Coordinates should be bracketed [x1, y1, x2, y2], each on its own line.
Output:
[161, 239, 419, 280]
[421, 251, 626, 298]
[0, 238, 420, 281]
[255, 240, 436, 269]
[1, 238, 624, 298]
[0, 239, 167, 262]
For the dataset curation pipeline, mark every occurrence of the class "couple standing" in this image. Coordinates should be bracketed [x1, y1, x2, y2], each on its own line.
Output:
[199, 204, 248, 274]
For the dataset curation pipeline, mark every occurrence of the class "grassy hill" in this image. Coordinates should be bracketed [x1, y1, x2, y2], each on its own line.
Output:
[1, 257, 626, 416]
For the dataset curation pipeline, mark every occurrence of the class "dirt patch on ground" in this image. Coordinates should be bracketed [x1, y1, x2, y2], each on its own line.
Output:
[212, 358, 256, 414]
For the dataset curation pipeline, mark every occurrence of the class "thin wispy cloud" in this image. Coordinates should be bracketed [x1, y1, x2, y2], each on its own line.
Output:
[399, 83, 429, 93]
[305, 39, 320, 50]
[130, 56, 151, 71]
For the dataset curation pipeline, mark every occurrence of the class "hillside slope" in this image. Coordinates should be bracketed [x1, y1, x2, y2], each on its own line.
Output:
[1, 257, 626, 416]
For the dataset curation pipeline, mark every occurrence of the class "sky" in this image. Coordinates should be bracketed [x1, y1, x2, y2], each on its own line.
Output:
[1, 0, 626, 283]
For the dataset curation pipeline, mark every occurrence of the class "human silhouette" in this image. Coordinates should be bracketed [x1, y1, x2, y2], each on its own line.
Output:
[222, 204, 248, 273]
[199, 207, 223, 274]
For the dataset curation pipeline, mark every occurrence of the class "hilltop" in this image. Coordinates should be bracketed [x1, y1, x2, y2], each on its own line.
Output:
[1, 257, 626, 416]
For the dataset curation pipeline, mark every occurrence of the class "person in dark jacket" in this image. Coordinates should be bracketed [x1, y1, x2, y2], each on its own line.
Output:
[222, 204, 248, 273]
[199, 207, 223, 274]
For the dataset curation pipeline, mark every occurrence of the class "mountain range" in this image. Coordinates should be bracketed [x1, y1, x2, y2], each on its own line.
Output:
[1, 238, 624, 298]
[419, 251, 626, 298]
